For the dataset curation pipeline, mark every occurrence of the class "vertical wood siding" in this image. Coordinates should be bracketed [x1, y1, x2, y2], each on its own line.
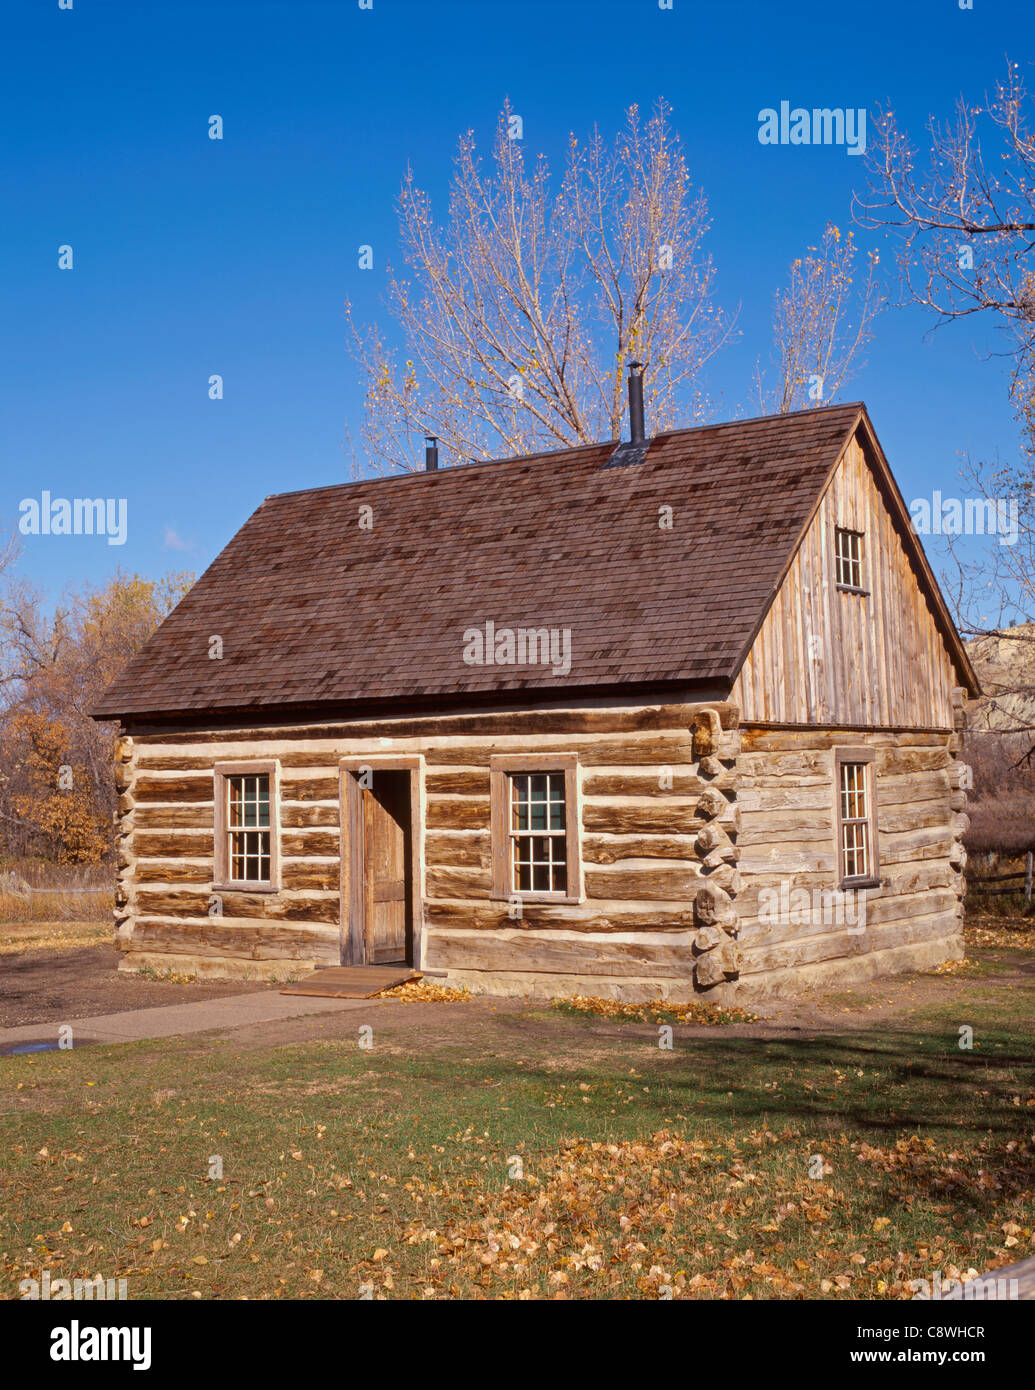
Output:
[731, 433, 958, 727]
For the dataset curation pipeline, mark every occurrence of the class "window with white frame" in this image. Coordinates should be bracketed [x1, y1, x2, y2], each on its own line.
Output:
[489, 754, 581, 902]
[214, 762, 279, 889]
[835, 753, 879, 885]
[509, 771, 568, 893]
[835, 526, 864, 589]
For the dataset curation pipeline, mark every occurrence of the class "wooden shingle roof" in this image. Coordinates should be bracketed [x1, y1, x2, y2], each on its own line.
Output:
[94, 402, 938, 721]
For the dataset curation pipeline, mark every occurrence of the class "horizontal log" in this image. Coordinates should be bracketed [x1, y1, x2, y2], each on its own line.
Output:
[581, 771, 705, 798]
[282, 775, 338, 802]
[739, 822, 831, 846]
[134, 775, 212, 804]
[584, 867, 700, 900]
[135, 754, 213, 772]
[859, 888, 959, 929]
[425, 797, 490, 830]
[582, 801, 703, 835]
[877, 803, 954, 835]
[739, 848, 838, 875]
[739, 884, 957, 938]
[281, 803, 340, 829]
[135, 889, 339, 925]
[281, 829, 339, 856]
[133, 702, 735, 748]
[581, 834, 700, 864]
[133, 817, 343, 850]
[737, 769, 950, 813]
[425, 831, 709, 872]
[136, 861, 211, 885]
[425, 865, 492, 899]
[282, 861, 339, 892]
[740, 729, 948, 753]
[739, 753, 833, 779]
[424, 929, 696, 978]
[740, 909, 959, 975]
[427, 864, 705, 903]
[878, 826, 955, 860]
[737, 860, 957, 900]
[134, 805, 216, 831]
[426, 770, 491, 796]
[425, 831, 491, 868]
[739, 808, 830, 835]
[425, 900, 698, 932]
[423, 736, 695, 768]
[130, 918, 339, 961]
[135, 830, 212, 858]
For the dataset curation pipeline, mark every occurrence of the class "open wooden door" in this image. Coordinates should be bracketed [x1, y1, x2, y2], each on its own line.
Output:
[342, 765, 417, 967]
[362, 771, 412, 964]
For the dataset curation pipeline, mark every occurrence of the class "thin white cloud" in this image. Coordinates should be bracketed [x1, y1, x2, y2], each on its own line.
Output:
[162, 524, 195, 552]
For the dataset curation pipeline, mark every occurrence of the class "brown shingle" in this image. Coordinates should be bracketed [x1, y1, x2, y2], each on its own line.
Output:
[94, 403, 867, 720]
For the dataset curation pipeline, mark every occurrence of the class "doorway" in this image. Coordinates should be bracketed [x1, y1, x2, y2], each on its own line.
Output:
[340, 759, 422, 968]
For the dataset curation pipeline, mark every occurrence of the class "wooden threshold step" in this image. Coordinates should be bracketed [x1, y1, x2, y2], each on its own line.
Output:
[280, 965, 420, 999]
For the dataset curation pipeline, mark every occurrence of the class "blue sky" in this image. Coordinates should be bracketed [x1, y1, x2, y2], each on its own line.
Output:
[1, 0, 1027, 598]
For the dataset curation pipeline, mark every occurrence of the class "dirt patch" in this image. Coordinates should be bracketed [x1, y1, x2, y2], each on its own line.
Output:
[162, 946, 1035, 1059]
[0, 942, 278, 1028]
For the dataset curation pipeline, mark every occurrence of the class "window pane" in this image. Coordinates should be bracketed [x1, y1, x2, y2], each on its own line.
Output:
[842, 820, 869, 879]
[840, 763, 867, 820]
[510, 776, 528, 831]
[507, 771, 569, 894]
[226, 774, 272, 883]
[836, 528, 863, 587]
[839, 762, 870, 878]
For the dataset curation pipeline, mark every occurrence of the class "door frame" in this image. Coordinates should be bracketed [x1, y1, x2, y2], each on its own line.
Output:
[338, 755, 424, 968]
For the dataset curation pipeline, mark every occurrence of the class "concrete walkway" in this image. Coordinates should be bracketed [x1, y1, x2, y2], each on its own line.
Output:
[0, 990, 377, 1052]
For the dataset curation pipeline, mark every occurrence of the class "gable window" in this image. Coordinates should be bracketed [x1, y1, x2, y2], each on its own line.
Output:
[490, 754, 581, 903]
[834, 750, 880, 887]
[214, 761, 280, 891]
[835, 526, 864, 590]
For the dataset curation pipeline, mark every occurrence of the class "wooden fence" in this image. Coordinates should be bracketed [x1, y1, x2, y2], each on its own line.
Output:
[967, 852, 1034, 902]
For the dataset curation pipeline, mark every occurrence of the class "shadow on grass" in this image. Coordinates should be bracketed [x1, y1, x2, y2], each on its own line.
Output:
[378, 1020, 1034, 1210]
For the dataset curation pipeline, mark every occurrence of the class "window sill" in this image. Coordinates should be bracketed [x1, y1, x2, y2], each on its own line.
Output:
[490, 892, 583, 906]
[212, 881, 280, 895]
[836, 584, 870, 597]
[837, 876, 882, 891]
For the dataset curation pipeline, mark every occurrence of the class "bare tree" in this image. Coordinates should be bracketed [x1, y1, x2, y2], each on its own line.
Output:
[858, 60, 1035, 420]
[858, 61, 1035, 771]
[754, 223, 882, 413]
[346, 100, 733, 473]
[943, 446, 1035, 752]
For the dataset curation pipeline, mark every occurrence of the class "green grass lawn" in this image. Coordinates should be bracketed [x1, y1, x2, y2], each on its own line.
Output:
[1, 955, 1033, 1301]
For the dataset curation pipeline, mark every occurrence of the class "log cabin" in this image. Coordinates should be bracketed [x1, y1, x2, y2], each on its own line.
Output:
[92, 388, 979, 1002]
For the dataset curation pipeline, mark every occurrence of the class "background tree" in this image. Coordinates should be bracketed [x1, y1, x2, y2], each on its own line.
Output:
[859, 60, 1035, 442]
[860, 61, 1035, 770]
[347, 100, 733, 472]
[0, 568, 193, 863]
[754, 223, 881, 413]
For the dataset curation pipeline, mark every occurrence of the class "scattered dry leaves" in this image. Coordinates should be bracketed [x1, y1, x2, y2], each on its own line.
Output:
[378, 979, 470, 1003]
[554, 994, 759, 1026]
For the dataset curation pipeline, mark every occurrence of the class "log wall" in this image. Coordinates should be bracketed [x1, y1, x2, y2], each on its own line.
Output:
[734, 725, 968, 997]
[113, 704, 969, 997]
[113, 700, 742, 996]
